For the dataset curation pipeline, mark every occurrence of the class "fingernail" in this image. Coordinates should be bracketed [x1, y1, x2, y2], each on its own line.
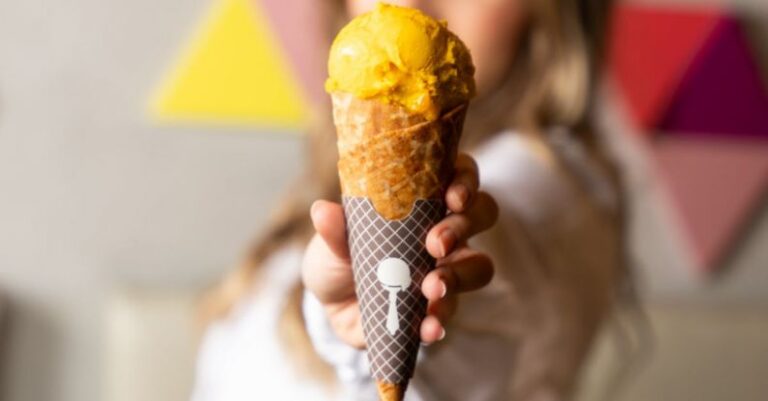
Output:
[438, 328, 447, 341]
[438, 230, 455, 257]
[439, 280, 448, 299]
[457, 185, 470, 207]
[450, 185, 470, 209]
[310, 201, 319, 219]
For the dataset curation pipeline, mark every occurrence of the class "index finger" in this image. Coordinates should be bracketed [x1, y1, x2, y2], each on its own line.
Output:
[425, 247, 495, 296]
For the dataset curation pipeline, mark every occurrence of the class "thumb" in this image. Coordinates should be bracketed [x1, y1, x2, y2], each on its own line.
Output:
[310, 200, 350, 260]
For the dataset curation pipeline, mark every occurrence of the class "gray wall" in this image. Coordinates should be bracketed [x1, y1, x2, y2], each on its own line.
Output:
[0, 0, 765, 400]
[0, 0, 303, 399]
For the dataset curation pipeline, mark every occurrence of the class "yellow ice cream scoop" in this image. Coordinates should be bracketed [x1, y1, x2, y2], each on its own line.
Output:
[326, 3, 475, 120]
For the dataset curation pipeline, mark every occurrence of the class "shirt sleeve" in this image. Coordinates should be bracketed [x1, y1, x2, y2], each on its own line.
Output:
[302, 289, 380, 400]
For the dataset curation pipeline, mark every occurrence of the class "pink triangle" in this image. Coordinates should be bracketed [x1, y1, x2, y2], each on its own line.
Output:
[659, 16, 768, 138]
[257, 0, 329, 106]
[654, 136, 768, 272]
[609, 5, 721, 133]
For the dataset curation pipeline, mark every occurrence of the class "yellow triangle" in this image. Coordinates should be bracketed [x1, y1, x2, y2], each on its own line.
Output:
[150, 0, 307, 129]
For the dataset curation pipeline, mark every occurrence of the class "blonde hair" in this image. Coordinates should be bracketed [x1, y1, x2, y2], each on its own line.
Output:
[199, 0, 620, 385]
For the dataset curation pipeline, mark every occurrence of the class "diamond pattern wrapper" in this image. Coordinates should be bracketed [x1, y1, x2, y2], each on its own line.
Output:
[343, 196, 445, 384]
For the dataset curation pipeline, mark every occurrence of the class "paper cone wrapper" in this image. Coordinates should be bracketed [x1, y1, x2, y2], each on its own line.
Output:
[333, 93, 467, 390]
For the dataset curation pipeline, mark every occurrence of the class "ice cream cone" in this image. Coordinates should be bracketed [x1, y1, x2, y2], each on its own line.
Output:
[334, 93, 466, 400]
[325, 5, 474, 399]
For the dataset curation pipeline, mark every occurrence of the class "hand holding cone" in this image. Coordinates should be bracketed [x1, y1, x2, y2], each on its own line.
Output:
[326, 4, 475, 400]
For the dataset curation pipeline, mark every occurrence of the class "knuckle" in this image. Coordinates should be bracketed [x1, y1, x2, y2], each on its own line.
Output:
[475, 253, 495, 285]
[457, 153, 479, 174]
[449, 214, 472, 237]
[438, 266, 458, 290]
[461, 153, 479, 170]
[475, 192, 499, 225]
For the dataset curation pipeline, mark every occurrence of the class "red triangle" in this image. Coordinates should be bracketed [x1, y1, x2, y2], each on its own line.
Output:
[609, 5, 721, 132]
[654, 137, 768, 272]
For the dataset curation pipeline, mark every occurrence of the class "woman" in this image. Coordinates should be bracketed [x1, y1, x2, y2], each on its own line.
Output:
[192, 0, 625, 400]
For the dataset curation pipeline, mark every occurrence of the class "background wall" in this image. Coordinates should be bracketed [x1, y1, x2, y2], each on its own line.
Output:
[613, 0, 768, 301]
[0, 1, 304, 399]
[0, 0, 765, 401]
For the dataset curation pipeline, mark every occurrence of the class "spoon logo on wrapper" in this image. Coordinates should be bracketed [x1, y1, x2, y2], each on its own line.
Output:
[377, 258, 413, 335]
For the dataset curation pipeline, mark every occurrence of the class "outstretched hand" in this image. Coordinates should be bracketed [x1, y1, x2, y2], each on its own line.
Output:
[302, 153, 498, 347]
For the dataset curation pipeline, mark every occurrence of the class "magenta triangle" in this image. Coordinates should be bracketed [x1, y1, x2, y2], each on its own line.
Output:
[659, 16, 768, 138]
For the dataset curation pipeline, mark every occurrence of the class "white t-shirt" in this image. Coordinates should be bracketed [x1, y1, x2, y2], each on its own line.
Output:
[191, 130, 619, 401]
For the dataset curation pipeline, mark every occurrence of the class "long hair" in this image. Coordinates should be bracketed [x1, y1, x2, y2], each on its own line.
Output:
[199, 0, 621, 385]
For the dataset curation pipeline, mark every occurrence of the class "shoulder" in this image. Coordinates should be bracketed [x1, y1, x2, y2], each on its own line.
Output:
[472, 128, 619, 223]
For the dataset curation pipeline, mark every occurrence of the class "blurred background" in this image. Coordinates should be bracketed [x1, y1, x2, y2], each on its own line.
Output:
[0, 0, 766, 400]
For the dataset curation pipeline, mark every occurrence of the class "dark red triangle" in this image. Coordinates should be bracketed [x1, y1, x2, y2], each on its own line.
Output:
[659, 16, 768, 138]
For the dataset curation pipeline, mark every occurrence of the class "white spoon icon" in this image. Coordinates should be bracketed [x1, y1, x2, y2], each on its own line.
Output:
[377, 258, 412, 336]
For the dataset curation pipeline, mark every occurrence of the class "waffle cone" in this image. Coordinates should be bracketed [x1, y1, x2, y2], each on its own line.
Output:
[376, 380, 407, 401]
[333, 93, 467, 400]
[333, 93, 467, 220]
